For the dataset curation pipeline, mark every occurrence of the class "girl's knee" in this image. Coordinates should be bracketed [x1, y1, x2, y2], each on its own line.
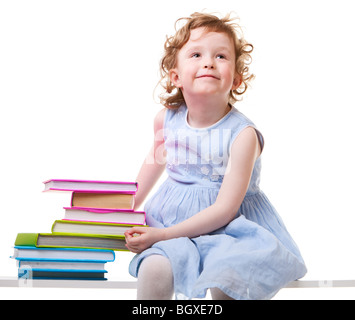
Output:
[137, 255, 174, 300]
[138, 255, 173, 281]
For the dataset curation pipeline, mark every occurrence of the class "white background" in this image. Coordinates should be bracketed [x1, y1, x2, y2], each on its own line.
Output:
[1, 0, 355, 299]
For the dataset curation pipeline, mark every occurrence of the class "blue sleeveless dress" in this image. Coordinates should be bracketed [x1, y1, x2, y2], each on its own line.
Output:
[129, 105, 307, 300]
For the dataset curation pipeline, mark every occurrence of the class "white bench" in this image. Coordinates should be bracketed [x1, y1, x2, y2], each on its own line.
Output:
[1, 277, 354, 289]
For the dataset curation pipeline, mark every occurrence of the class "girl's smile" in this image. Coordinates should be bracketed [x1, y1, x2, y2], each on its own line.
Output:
[195, 74, 220, 80]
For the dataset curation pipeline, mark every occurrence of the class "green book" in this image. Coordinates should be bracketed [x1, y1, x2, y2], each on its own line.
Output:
[15, 232, 128, 251]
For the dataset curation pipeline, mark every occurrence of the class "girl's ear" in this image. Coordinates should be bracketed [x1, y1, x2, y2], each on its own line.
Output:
[232, 75, 242, 90]
[169, 69, 182, 88]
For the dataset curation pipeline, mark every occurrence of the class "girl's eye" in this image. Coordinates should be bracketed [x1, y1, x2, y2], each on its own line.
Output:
[217, 54, 226, 59]
[191, 53, 201, 58]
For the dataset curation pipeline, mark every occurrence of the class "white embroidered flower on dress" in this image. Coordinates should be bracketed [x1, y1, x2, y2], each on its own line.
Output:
[201, 166, 210, 175]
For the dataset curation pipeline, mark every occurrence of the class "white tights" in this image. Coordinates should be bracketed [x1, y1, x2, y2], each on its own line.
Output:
[136, 254, 233, 300]
[137, 255, 174, 300]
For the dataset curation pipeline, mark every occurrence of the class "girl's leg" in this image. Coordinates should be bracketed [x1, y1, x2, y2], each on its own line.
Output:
[137, 254, 174, 300]
[210, 288, 234, 300]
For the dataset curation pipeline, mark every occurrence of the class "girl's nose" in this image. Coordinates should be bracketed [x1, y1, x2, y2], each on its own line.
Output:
[204, 63, 214, 69]
[203, 57, 215, 69]
[204, 64, 214, 69]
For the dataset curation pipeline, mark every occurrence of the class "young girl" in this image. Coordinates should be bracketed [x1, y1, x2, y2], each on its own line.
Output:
[125, 12, 307, 300]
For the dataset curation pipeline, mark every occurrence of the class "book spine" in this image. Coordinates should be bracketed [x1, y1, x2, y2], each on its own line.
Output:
[14, 233, 39, 247]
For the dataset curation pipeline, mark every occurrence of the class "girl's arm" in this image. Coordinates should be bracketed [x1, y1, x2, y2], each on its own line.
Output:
[133, 108, 166, 210]
[125, 126, 261, 253]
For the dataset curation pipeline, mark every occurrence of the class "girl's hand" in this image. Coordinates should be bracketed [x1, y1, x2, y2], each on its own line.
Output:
[124, 227, 166, 253]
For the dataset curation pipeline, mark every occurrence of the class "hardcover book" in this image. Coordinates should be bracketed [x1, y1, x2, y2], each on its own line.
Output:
[52, 219, 146, 237]
[71, 192, 135, 210]
[16, 260, 107, 271]
[63, 207, 146, 225]
[43, 179, 138, 193]
[18, 268, 107, 280]
[15, 232, 128, 251]
[12, 246, 115, 262]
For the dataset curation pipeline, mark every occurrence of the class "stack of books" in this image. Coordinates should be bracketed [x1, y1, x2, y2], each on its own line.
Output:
[12, 245, 115, 280]
[11, 179, 146, 280]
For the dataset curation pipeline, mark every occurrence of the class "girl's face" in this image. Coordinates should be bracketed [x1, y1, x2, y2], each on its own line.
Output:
[169, 28, 240, 101]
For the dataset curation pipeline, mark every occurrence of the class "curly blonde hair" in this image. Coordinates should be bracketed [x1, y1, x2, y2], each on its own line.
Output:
[159, 12, 254, 109]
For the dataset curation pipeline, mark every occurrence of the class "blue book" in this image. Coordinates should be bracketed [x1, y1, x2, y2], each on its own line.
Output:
[18, 268, 108, 280]
[12, 246, 115, 262]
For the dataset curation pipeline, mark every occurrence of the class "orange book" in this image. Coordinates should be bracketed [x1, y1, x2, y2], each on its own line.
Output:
[71, 192, 135, 211]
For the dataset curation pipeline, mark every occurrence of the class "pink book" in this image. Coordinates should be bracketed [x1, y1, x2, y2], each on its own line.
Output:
[63, 207, 146, 225]
[43, 179, 138, 194]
